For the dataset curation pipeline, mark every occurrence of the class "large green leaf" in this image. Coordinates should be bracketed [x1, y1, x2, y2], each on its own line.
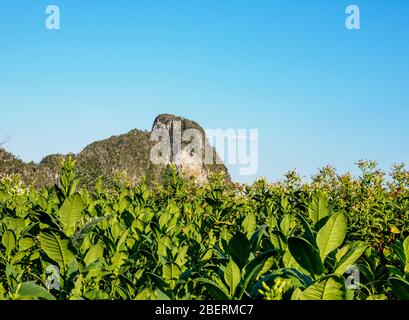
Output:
[118, 196, 131, 214]
[19, 237, 35, 251]
[308, 191, 329, 225]
[296, 213, 315, 245]
[0, 190, 10, 203]
[403, 236, 409, 273]
[3, 217, 26, 236]
[134, 289, 157, 300]
[250, 225, 267, 250]
[269, 230, 287, 250]
[283, 250, 309, 275]
[162, 263, 181, 281]
[84, 242, 104, 265]
[196, 278, 229, 300]
[238, 261, 264, 299]
[280, 214, 296, 237]
[288, 237, 324, 276]
[389, 277, 409, 300]
[84, 290, 109, 300]
[2, 230, 16, 256]
[244, 250, 275, 280]
[115, 228, 129, 252]
[111, 251, 127, 271]
[242, 212, 256, 239]
[12, 282, 56, 301]
[228, 232, 251, 269]
[175, 245, 189, 267]
[39, 231, 76, 272]
[224, 260, 241, 298]
[299, 277, 345, 300]
[59, 193, 85, 237]
[316, 212, 347, 261]
[72, 216, 108, 248]
[334, 241, 367, 275]
[158, 211, 170, 230]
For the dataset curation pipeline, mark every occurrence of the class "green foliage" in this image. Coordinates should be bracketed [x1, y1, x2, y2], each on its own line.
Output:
[299, 277, 345, 300]
[288, 237, 324, 277]
[39, 231, 76, 273]
[0, 160, 408, 300]
[308, 191, 329, 226]
[316, 211, 347, 261]
[0, 114, 230, 189]
[10, 282, 56, 300]
[59, 193, 85, 237]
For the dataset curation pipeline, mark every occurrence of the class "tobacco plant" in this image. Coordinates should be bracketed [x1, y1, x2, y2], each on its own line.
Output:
[0, 159, 408, 300]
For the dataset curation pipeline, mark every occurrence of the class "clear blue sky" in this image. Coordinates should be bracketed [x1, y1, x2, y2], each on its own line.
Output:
[1, 0, 408, 183]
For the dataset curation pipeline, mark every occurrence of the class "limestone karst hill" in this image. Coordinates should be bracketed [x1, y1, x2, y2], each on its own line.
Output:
[0, 114, 230, 188]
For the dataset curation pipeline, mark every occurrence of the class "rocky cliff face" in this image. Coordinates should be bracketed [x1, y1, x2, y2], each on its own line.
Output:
[0, 114, 230, 188]
[150, 114, 227, 184]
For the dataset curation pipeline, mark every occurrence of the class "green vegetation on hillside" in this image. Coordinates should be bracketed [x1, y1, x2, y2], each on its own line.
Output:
[0, 159, 408, 300]
[0, 114, 230, 189]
